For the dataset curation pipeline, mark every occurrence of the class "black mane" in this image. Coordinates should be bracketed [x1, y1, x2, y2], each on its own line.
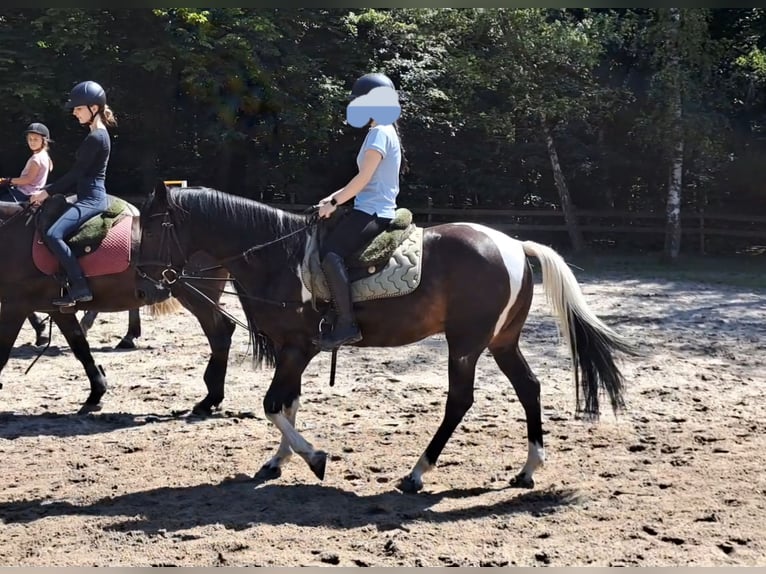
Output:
[167, 186, 309, 267]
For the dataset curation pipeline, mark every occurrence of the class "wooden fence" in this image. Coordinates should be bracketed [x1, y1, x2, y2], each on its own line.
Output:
[127, 185, 766, 253]
[261, 203, 766, 254]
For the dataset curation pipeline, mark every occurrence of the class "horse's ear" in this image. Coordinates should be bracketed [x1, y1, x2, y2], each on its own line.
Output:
[153, 179, 170, 204]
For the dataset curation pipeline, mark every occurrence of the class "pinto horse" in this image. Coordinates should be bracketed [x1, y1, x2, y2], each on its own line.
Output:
[138, 183, 637, 492]
[0, 199, 234, 414]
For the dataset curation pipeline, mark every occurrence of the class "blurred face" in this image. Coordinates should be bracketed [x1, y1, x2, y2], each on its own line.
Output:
[26, 133, 44, 151]
[72, 104, 98, 124]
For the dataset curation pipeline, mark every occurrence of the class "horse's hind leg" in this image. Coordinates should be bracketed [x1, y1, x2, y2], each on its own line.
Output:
[397, 345, 483, 494]
[28, 313, 49, 346]
[489, 342, 545, 488]
[79, 310, 97, 335]
[116, 308, 141, 350]
[50, 312, 107, 412]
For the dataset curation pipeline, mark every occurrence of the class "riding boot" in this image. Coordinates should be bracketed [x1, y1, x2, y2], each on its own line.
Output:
[316, 252, 362, 351]
[52, 273, 93, 307]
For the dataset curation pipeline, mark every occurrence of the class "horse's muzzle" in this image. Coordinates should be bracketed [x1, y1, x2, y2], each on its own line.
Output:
[136, 277, 172, 305]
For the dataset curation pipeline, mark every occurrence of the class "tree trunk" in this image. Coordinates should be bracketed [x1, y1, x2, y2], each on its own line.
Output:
[664, 139, 684, 259]
[543, 120, 586, 253]
[663, 7, 684, 261]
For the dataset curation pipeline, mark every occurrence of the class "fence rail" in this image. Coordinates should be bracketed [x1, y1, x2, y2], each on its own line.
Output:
[123, 192, 766, 252]
[261, 203, 766, 252]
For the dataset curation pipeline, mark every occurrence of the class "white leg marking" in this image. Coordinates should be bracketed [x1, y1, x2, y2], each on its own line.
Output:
[265, 399, 317, 465]
[407, 453, 434, 485]
[453, 223, 526, 336]
[265, 398, 300, 469]
[519, 440, 546, 479]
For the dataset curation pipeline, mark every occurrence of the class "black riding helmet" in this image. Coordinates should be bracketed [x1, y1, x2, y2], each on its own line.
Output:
[350, 72, 396, 100]
[24, 122, 52, 141]
[64, 80, 107, 110]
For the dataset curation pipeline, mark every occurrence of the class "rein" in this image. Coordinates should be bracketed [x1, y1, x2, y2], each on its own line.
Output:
[137, 206, 319, 312]
[211, 210, 318, 271]
[0, 202, 35, 231]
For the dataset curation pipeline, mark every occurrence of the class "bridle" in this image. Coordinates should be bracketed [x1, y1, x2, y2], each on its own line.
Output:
[136, 204, 319, 319]
[134, 210, 189, 287]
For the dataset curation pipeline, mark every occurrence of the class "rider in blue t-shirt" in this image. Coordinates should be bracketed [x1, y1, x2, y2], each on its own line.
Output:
[315, 72, 407, 351]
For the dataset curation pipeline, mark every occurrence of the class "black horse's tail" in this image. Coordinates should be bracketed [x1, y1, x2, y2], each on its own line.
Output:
[521, 241, 639, 418]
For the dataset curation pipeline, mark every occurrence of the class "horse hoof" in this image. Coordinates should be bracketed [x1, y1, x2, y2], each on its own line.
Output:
[308, 450, 327, 480]
[396, 474, 423, 494]
[115, 338, 136, 350]
[191, 402, 214, 417]
[254, 464, 282, 481]
[84, 390, 106, 407]
[509, 473, 535, 489]
[77, 402, 102, 415]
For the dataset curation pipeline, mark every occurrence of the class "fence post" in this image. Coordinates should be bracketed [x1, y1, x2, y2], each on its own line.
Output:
[427, 196, 433, 223]
[698, 209, 705, 255]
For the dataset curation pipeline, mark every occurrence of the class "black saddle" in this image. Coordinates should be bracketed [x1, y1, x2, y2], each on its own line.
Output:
[314, 205, 415, 279]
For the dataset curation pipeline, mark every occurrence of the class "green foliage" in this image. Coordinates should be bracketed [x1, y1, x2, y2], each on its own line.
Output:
[0, 7, 763, 241]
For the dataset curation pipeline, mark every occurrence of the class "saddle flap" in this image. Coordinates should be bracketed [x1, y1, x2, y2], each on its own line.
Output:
[301, 224, 424, 305]
[31, 194, 139, 278]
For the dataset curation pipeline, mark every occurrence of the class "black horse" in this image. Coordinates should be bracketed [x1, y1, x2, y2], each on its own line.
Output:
[80, 250, 231, 352]
[0, 199, 234, 414]
[20, 309, 138, 349]
[139, 183, 637, 492]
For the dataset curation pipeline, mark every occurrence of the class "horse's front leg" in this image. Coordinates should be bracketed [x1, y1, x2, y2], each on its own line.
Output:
[171, 285, 236, 416]
[256, 395, 301, 480]
[79, 309, 97, 335]
[258, 344, 324, 480]
[50, 312, 107, 412]
[27, 313, 49, 346]
[0, 305, 29, 388]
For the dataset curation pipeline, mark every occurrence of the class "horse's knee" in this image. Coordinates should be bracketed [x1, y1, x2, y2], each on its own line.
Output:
[263, 391, 284, 415]
[263, 386, 299, 416]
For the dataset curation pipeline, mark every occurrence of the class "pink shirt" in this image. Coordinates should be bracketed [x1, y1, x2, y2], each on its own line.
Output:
[17, 150, 52, 196]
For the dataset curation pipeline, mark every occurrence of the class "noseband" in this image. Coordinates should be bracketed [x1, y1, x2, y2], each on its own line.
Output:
[135, 210, 188, 288]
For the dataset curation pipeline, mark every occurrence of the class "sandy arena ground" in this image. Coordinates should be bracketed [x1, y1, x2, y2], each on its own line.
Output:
[0, 264, 763, 566]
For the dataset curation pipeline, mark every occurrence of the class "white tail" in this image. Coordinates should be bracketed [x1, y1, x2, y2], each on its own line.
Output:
[522, 240, 635, 415]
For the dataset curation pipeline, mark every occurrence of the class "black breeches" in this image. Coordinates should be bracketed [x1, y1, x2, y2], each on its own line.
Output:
[319, 208, 392, 262]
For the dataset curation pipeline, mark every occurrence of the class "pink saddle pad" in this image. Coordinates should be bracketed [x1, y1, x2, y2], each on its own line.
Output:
[33, 215, 133, 278]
